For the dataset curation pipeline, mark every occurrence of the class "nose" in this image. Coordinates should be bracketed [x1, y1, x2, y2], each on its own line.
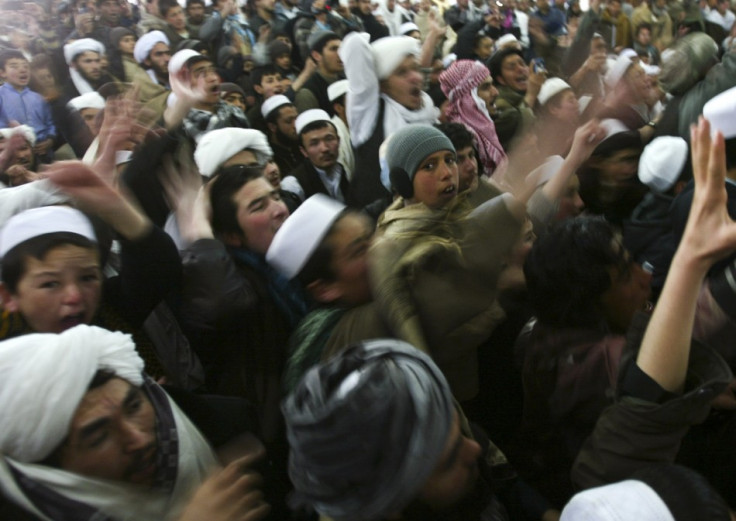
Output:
[462, 437, 482, 463]
[62, 283, 82, 305]
[121, 420, 151, 453]
[573, 192, 584, 211]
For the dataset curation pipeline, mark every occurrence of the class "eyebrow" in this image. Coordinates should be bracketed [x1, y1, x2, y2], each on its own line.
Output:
[247, 191, 275, 211]
[77, 386, 139, 444]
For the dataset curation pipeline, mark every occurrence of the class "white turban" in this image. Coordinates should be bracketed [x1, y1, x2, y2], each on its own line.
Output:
[67, 91, 106, 112]
[371, 36, 420, 80]
[0, 325, 144, 463]
[64, 38, 105, 66]
[561, 480, 675, 521]
[194, 128, 273, 177]
[134, 30, 169, 64]
[168, 49, 200, 75]
[0, 125, 36, 147]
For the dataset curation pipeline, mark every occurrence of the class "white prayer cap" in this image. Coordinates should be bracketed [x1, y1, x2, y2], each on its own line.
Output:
[561, 480, 675, 521]
[638, 136, 688, 193]
[67, 91, 106, 111]
[599, 118, 629, 140]
[194, 128, 273, 177]
[0, 325, 144, 463]
[399, 22, 420, 36]
[134, 30, 169, 64]
[619, 48, 638, 60]
[537, 77, 572, 106]
[495, 33, 519, 50]
[703, 85, 736, 139]
[442, 52, 457, 69]
[266, 194, 345, 279]
[642, 63, 660, 76]
[261, 94, 292, 119]
[0, 125, 36, 147]
[327, 79, 349, 102]
[296, 109, 332, 135]
[0, 206, 97, 259]
[530, 155, 565, 187]
[371, 36, 421, 80]
[64, 38, 105, 66]
[168, 49, 201, 75]
[604, 54, 634, 88]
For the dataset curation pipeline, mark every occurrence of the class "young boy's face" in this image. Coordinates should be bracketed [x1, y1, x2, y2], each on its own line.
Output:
[275, 53, 291, 70]
[0, 244, 102, 333]
[1, 58, 30, 89]
[255, 73, 284, 98]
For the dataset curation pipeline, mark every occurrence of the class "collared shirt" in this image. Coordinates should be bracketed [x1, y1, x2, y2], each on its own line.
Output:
[0, 83, 56, 142]
[281, 163, 346, 202]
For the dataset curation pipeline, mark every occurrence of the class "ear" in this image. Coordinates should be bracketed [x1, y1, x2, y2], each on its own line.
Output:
[255, 84, 264, 95]
[310, 49, 321, 64]
[222, 231, 245, 248]
[267, 121, 277, 134]
[0, 283, 19, 313]
[307, 279, 342, 304]
[300, 145, 309, 158]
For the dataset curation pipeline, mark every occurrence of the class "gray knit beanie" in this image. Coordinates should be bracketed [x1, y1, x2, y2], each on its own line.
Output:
[386, 124, 455, 181]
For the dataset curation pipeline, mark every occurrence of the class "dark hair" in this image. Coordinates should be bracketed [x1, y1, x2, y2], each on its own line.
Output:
[312, 34, 340, 55]
[1, 232, 98, 293]
[186, 0, 205, 7]
[251, 64, 280, 88]
[524, 216, 629, 328]
[159, 0, 179, 17]
[209, 165, 265, 238]
[726, 137, 736, 172]
[296, 210, 351, 285]
[299, 119, 336, 146]
[0, 49, 26, 70]
[488, 47, 524, 83]
[435, 122, 475, 152]
[635, 22, 652, 36]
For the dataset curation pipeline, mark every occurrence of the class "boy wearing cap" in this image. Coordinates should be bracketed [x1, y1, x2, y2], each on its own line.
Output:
[0, 126, 40, 187]
[294, 31, 344, 114]
[339, 31, 438, 207]
[261, 94, 302, 175]
[281, 109, 350, 203]
[328, 79, 355, 180]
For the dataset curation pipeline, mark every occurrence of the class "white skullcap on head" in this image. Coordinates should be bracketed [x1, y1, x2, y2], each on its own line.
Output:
[642, 63, 660, 76]
[530, 155, 565, 187]
[134, 30, 169, 64]
[371, 36, 421, 80]
[619, 48, 638, 60]
[266, 194, 345, 279]
[704, 85, 736, 140]
[638, 136, 688, 193]
[327, 79, 349, 102]
[194, 128, 272, 177]
[560, 480, 675, 521]
[599, 118, 629, 140]
[64, 38, 105, 66]
[442, 53, 457, 69]
[67, 91, 106, 112]
[168, 49, 201, 75]
[0, 325, 144, 463]
[296, 109, 332, 135]
[261, 94, 292, 119]
[495, 33, 519, 49]
[0, 206, 96, 259]
[537, 77, 572, 106]
[399, 22, 420, 36]
[0, 125, 37, 147]
[604, 54, 634, 88]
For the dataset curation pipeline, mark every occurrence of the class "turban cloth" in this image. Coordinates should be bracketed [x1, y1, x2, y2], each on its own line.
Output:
[283, 339, 455, 521]
[370, 36, 420, 80]
[0, 325, 144, 463]
[134, 30, 169, 64]
[194, 128, 273, 177]
[63, 38, 105, 66]
[0, 124, 36, 147]
[440, 60, 507, 177]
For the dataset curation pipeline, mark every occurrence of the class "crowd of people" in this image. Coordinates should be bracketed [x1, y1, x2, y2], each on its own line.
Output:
[1, 0, 736, 517]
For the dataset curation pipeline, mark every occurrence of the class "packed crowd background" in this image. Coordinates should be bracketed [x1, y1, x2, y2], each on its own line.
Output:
[0, 0, 736, 518]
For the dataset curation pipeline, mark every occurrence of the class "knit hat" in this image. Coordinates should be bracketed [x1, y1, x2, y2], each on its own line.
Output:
[386, 124, 455, 180]
[659, 33, 719, 95]
[638, 136, 688, 193]
[220, 82, 246, 98]
[110, 27, 135, 51]
[268, 39, 291, 62]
